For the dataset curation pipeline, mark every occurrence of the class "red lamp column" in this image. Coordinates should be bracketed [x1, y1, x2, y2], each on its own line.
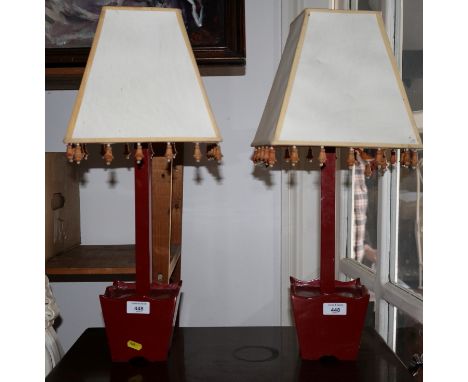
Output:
[320, 148, 336, 294]
[134, 148, 152, 294]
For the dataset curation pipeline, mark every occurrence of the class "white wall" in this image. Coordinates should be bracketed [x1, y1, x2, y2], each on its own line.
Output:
[179, 0, 282, 326]
[46, 0, 282, 353]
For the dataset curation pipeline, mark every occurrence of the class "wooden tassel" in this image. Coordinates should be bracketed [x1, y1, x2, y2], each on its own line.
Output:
[390, 149, 397, 167]
[255, 146, 261, 164]
[206, 144, 215, 160]
[258, 146, 265, 164]
[375, 148, 383, 169]
[404, 149, 411, 168]
[365, 161, 373, 178]
[251, 147, 257, 164]
[346, 148, 355, 169]
[256, 146, 264, 166]
[193, 143, 202, 163]
[267, 146, 276, 167]
[214, 144, 223, 163]
[264, 146, 271, 165]
[253, 146, 261, 165]
[284, 147, 290, 163]
[82, 144, 88, 160]
[400, 149, 408, 168]
[74, 143, 83, 164]
[212, 144, 217, 160]
[400, 150, 406, 167]
[66, 144, 75, 163]
[148, 143, 155, 158]
[252, 147, 259, 164]
[380, 150, 388, 175]
[380, 150, 388, 174]
[306, 147, 313, 163]
[164, 142, 174, 162]
[100, 144, 106, 158]
[318, 146, 326, 167]
[104, 144, 113, 165]
[405, 149, 411, 168]
[123, 143, 131, 159]
[135, 143, 144, 164]
[290, 145, 299, 166]
[411, 150, 419, 169]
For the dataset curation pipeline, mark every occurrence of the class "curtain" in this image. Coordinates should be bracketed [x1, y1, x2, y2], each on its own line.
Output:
[45, 275, 63, 375]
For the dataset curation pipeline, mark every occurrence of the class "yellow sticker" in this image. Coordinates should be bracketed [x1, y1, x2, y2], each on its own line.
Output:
[127, 340, 142, 351]
[128, 375, 143, 382]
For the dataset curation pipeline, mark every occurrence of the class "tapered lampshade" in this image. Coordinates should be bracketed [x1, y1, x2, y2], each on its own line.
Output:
[252, 9, 421, 150]
[64, 6, 221, 146]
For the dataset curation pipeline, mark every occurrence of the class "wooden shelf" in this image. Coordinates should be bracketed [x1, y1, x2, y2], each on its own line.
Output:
[46, 244, 182, 277]
[46, 245, 135, 275]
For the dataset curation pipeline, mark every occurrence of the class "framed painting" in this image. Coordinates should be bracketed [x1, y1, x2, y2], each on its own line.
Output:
[45, 0, 245, 89]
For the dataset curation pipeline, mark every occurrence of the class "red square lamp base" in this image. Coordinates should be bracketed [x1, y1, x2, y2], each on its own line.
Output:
[290, 277, 369, 360]
[100, 281, 181, 362]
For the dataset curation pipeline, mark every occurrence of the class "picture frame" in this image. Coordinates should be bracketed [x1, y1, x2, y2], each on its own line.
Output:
[45, 0, 245, 89]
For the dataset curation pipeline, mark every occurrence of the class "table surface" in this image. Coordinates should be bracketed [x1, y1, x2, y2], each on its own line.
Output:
[46, 326, 413, 382]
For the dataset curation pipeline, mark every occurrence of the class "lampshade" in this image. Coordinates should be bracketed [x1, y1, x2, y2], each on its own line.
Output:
[252, 9, 422, 150]
[64, 6, 221, 146]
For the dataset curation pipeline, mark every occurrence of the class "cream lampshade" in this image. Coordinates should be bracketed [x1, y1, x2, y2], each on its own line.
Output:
[64, 6, 222, 164]
[251, 9, 422, 170]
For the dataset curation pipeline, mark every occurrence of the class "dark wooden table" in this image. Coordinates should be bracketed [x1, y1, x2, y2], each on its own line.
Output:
[46, 327, 413, 382]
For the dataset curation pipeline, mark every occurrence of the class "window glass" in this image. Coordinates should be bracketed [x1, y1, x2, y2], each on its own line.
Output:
[395, 308, 423, 381]
[397, 146, 423, 295]
[357, 0, 382, 11]
[402, 0, 423, 111]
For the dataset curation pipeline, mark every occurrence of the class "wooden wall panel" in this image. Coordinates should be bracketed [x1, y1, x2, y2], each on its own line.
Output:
[45, 153, 81, 260]
[151, 156, 173, 283]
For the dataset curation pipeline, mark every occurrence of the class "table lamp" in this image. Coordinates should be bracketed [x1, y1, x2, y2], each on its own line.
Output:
[251, 9, 422, 360]
[64, 6, 222, 362]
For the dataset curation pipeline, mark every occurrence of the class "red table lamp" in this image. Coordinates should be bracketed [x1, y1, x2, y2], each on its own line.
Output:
[250, 9, 422, 360]
[63, 6, 222, 362]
